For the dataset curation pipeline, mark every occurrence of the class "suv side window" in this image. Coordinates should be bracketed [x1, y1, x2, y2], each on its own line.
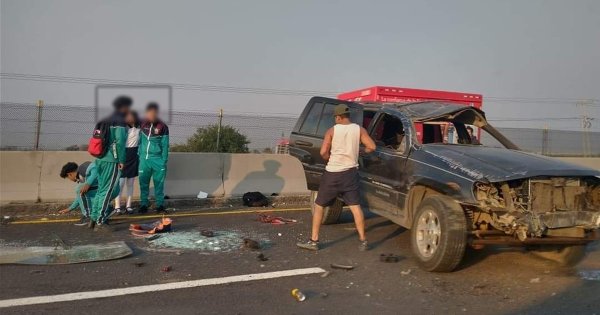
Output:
[316, 103, 337, 136]
[299, 102, 324, 135]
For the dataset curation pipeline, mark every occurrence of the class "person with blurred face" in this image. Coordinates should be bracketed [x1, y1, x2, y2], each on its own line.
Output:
[114, 110, 141, 215]
[90, 96, 130, 231]
[138, 103, 170, 213]
[59, 161, 98, 226]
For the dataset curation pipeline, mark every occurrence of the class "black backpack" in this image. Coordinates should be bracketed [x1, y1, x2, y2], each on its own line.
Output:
[88, 120, 111, 158]
[242, 192, 269, 207]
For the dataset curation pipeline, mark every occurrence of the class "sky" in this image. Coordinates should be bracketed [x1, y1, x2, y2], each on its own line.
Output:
[1, 0, 599, 131]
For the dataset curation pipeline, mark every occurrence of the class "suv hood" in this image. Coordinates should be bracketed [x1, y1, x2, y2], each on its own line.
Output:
[418, 144, 600, 182]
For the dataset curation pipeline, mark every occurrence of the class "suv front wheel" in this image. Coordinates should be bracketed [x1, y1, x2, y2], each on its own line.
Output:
[410, 195, 468, 272]
[310, 191, 344, 225]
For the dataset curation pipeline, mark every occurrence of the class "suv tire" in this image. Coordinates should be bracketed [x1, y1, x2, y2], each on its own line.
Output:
[529, 245, 587, 266]
[410, 195, 467, 272]
[310, 191, 343, 225]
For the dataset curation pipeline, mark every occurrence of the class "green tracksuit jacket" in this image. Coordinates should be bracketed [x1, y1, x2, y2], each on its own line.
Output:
[139, 119, 169, 207]
[68, 161, 98, 217]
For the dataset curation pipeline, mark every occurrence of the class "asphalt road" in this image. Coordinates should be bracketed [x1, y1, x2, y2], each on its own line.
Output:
[0, 209, 598, 315]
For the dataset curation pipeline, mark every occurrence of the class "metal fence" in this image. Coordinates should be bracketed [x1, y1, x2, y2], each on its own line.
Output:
[1, 102, 599, 156]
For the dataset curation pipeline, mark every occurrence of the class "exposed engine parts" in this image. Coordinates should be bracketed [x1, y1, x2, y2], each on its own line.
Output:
[474, 177, 600, 240]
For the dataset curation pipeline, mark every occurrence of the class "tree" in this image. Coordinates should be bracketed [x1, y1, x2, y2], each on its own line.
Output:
[171, 124, 250, 153]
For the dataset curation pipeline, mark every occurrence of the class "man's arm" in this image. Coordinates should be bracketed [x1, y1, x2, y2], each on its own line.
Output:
[161, 125, 170, 163]
[84, 163, 98, 186]
[360, 127, 376, 153]
[320, 128, 333, 161]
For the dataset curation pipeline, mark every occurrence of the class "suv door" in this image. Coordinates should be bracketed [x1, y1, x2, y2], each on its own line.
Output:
[290, 97, 363, 191]
[360, 110, 412, 218]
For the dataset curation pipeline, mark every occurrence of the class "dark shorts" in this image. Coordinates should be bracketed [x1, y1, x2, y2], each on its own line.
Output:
[121, 147, 139, 178]
[315, 168, 360, 207]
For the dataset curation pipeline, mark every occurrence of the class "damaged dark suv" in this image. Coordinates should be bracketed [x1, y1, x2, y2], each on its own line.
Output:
[290, 97, 600, 272]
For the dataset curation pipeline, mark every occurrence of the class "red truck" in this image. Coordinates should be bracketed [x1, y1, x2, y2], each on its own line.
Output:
[338, 86, 483, 142]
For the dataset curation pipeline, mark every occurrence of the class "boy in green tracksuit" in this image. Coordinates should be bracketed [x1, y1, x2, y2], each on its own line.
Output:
[90, 96, 130, 230]
[59, 161, 98, 226]
[138, 102, 169, 213]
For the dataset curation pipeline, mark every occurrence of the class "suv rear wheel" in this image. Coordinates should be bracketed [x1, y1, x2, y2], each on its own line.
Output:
[310, 191, 343, 225]
[410, 195, 467, 272]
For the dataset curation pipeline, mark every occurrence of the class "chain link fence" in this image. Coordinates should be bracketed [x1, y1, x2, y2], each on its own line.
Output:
[1, 102, 599, 156]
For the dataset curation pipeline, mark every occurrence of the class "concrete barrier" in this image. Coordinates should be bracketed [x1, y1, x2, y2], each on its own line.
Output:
[223, 154, 308, 196]
[165, 153, 225, 198]
[0, 152, 43, 202]
[0, 152, 308, 205]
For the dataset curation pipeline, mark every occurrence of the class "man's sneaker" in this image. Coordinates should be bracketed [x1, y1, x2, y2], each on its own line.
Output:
[358, 240, 369, 252]
[126, 207, 134, 215]
[138, 205, 148, 214]
[87, 220, 96, 229]
[296, 240, 319, 251]
[155, 205, 166, 213]
[73, 217, 89, 226]
[94, 223, 111, 232]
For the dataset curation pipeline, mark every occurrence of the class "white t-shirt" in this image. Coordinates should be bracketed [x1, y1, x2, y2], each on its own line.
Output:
[325, 123, 360, 172]
[126, 127, 140, 148]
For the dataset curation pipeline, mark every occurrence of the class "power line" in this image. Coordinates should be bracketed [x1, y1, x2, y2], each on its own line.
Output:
[2, 72, 599, 104]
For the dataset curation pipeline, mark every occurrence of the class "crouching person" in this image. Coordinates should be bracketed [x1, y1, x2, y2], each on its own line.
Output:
[59, 161, 98, 226]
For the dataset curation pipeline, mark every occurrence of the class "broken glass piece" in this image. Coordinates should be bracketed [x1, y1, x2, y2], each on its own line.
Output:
[0, 241, 132, 265]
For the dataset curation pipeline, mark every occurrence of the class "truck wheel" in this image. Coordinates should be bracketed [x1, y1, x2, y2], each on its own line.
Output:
[529, 245, 587, 266]
[310, 191, 343, 225]
[410, 195, 467, 272]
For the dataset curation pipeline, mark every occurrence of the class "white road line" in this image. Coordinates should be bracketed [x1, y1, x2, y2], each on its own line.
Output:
[0, 267, 325, 308]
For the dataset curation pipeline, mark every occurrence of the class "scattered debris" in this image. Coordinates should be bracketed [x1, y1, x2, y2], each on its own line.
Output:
[243, 192, 269, 207]
[365, 293, 371, 297]
[0, 241, 132, 265]
[379, 253, 401, 263]
[130, 218, 173, 236]
[197, 191, 208, 199]
[320, 292, 328, 298]
[161, 265, 172, 272]
[400, 269, 412, 276]
[331, 263, 355, 270]
[148, 231, 246, 252]
[277, 233, 282, 237]
[257, 253, 269, 261]
[243, 238, 261, 250]
[529, 277, 541, 283]
[133, 262, 145, 267]
[291, 288, 306, 302]
[201, 230, 215, 238]
[145, 235, 161, 241]
[0, 216, 13, 225]
[320, 271, 331, 278]
[258, 214, 297, 225]
[29, 269, 43, 274]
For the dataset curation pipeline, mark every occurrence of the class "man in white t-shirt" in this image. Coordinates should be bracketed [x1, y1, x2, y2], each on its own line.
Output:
[297, 104, 376, 251]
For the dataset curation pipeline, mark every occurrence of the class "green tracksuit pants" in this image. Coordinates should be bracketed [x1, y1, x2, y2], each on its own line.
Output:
[75, 183, 96, 217]
[139, 158, 167, 207]
[91, 160, 121, 224]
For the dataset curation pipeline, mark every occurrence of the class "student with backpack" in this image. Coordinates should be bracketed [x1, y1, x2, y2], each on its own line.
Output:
[88, 96, 130, 230]
[138, 103, 169, 213]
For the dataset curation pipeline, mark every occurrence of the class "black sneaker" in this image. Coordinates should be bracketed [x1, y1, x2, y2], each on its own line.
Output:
[126, 207, 134, 215]
[296, 239, 319, 251]
[154, 205, 166, 213]
[88, 220, 96, 229]
[74, 216, 89, 226]
[138, 205, 148, 214]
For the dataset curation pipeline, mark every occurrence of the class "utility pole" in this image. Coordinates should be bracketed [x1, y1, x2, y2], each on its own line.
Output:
[576, 100, 593, 157]
[216, 109, 223, 152]
[34, 100, 44, 150]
